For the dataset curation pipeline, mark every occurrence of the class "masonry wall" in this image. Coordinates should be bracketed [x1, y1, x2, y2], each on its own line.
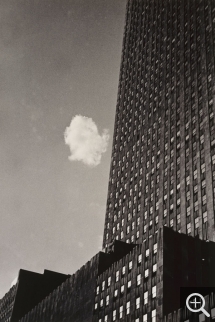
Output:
[20, 253, 111, 322]
[10, 269, 70, 322]
[3, 227, 215, 322]
[0, 285, 17, 322]
[93, 230, 163, 322]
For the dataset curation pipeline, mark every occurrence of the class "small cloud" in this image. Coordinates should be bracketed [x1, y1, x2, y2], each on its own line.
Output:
[64, 115, 109, 167]
[11, 276, 18, 287]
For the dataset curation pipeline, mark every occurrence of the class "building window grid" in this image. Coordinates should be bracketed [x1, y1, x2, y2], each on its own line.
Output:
[102, 3, 213, 247]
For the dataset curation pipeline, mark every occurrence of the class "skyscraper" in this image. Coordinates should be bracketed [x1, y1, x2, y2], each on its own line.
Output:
[103, 0, 215, 247]
[1, 0, 215, 321]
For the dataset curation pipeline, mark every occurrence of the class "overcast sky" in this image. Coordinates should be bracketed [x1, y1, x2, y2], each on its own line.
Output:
[0, 0, 126, 298]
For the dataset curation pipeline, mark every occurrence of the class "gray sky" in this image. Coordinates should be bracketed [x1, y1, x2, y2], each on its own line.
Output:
[0, 0, 126, 298]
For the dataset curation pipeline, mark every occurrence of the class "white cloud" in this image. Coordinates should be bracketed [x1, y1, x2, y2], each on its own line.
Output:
[11, 276, 18, 287]
[64, 115, 109, 167]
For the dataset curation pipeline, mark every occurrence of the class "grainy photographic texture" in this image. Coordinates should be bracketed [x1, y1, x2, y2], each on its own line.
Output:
[1, 0, 215, 321]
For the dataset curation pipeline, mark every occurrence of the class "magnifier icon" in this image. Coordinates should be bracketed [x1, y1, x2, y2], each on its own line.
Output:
[186, 293, 210, 317]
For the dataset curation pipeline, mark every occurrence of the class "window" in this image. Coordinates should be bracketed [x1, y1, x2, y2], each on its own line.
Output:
[106, 295, 109, 306]
[176, 213, 181, 223]
[201, 163, 206, 173]
[137, 274, 141, 285]
[116, 271, 119, 282]
[186, 176, 190, 186]
[194, 201, 198, 212]
[143, 314, 147, 322]
[144, 291, 148, 304]
[195, 217, 199, 228]
[114, 289, 118, 298]
[187, 191, 191, 201]
[119, 306, 123, 319]
[202, 195, 206, 205]
[126, 301, 130, 315]
[187, 222, 191, 234]
[127, 280, 131, 289]
[104, 315, 108, 322]
[136, 297, 140, 309]
[152, 286, 157, 298]
[146, 249, 149, 257]
[113, 310, 116, 321]
[187, 206, 191, 217]
[120, 285, 125, 294]
[145, 269, 149, 278]
[102, 281, 105, 291]
[153, 263, 157, 272]
[129, 261, 132, 270]
[96, 286, 99, 295]
[203, 211, 208, 223]
[152, 309, 156, 322]
[95, 303, 98, 310]
[202, 180, 206, 188]
[122, 266, 125, 275]
[211, 307, 215, 319]
[108, 276, 111, 287]
[153, 243, 157, 254]
[100, 299, 104, 307]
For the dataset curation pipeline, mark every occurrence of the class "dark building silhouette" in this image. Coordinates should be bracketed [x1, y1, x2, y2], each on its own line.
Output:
[1, 228, 215, 321]
[0, 270, 70, 322]
[1, 0, 215, 321]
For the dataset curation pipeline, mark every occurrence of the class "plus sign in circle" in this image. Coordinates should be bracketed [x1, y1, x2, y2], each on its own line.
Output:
[186, 293, 210, 317]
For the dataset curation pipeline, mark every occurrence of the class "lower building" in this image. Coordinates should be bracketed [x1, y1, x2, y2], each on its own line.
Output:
[0, 269, 70, 322]
[93, 227, 215, 322]
[164, 292, 215, 322]
[0, 285, 17, 322]
[1, 227, 215, 321]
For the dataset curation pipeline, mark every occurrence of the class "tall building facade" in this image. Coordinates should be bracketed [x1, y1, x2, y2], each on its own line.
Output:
[103, 0, 215, 248]
[1, 0, 215, 321]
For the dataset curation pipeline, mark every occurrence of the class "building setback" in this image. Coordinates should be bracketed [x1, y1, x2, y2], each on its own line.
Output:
[1, 0, 215, 321]
[1, 227, 215, 321]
